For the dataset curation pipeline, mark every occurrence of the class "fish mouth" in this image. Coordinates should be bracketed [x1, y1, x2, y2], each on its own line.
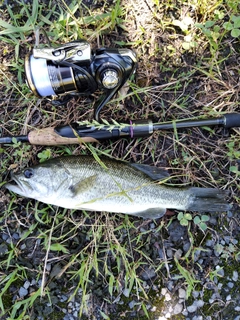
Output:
[5, 175, 32, 197]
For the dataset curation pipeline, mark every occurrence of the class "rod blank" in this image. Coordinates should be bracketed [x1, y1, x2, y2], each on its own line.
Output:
[0, 113, 239, 146]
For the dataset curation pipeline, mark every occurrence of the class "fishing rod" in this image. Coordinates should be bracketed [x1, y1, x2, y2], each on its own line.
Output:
[1, 113, 239, 146]
[1, 35, 240, 146]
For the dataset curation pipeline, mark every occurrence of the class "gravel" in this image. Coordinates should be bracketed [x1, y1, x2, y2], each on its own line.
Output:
[0, 1, 240, 318]
[0, 198, 239, 320]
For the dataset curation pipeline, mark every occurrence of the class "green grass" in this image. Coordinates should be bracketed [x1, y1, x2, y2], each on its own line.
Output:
[0, 0, 240, 319]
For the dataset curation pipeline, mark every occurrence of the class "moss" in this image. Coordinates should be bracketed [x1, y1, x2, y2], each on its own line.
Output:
[44, 310, 65, 320]
[195, 258, 240, 318]
[1, 292, 13, 311]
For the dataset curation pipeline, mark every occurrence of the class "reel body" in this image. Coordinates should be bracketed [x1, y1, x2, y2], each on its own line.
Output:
[25, 40, 137, 119]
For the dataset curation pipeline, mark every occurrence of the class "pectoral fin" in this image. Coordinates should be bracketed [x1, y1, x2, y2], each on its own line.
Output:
[69, 175, 97, 196]
[131, 207, 166, 219]
[130, 163, 169, 181]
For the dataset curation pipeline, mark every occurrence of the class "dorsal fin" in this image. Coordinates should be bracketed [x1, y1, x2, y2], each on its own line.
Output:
[129, 163, 169, 181]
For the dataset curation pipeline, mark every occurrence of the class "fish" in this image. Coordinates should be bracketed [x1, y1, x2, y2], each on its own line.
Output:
[5, 155, 230, 219]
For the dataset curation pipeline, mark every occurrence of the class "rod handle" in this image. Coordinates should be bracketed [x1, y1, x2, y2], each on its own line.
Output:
[224, 113, 240, 128]
[28, 127, 99, 145]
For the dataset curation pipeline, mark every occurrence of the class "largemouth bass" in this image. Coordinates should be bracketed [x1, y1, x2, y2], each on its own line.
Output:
[5, 155, 230, 219]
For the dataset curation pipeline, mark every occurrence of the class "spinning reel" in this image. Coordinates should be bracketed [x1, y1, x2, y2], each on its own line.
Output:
[25, 39, 137, 120]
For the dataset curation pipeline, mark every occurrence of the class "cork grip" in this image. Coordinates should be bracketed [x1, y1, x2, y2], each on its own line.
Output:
[28, 127, 99, 145]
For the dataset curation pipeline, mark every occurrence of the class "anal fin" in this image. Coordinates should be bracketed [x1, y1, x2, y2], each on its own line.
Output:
[131, 207, 166, 219]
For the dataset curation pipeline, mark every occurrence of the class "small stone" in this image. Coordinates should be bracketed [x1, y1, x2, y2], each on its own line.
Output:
[194, 250, 201, 262]
[2, 234, 8, 241]
[12, 233, 19, 240]
[233, 271, 238, 282]
[158, 248, 164, 259]
[60, 295, 68, 302]
[218, 283, 223, 290]
[187, 304, 197, 313]
[182, 309, 188, 316]
[31, 279, 36, 286]
[0, 243, 8, 256]
[129, 300, 137, 309]
[183, 242, 191, 252]
[140, 266, 156, 280]
[206, 240, 214, 247]
[151, 306, 157, 312]
[192, 291, 199, 298]
[209, 217, 217, 225]
[167, 249, 173, 258]
[210, 293, 217, 301]
[206, 282, 215, 290]
[19, 287, 28, 298]
[194, 299, 204, 308]
[123, 288, 130, 297]
[174, 249, 183, 260]
[152, 284, 158, 291]
[226, 295, 231, 301]
[178, 288, 186, 299]
[75, 302, 80, 309]
[46, 264, 51, 272]
[161, 288, 167, 296]
[167, 280, 174, 291]
[216, 266, 224, 277]
[165, 312, 171, 318]
[227, 211, 233, 218]
[150, 223, 155, 229]
[173, 302, 183, 314]
[23, 281, 30, 290]
[50, 263, 62, 278]
[20, 243, 26, 250]
[234, 306, 240, 312]
[223, 236, 231, 244]
[228, 282, 234, 288]
[165, 292, 171, 301]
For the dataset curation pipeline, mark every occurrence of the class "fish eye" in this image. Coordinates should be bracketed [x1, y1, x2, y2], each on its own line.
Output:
[24, 168, 34, 179]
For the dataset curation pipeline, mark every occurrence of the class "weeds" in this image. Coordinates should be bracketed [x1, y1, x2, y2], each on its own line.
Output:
[0, 0, 239, 319]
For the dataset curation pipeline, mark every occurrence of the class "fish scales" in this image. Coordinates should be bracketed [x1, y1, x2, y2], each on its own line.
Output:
[5, 155, 230, 219]
[57, 156, 189, 210]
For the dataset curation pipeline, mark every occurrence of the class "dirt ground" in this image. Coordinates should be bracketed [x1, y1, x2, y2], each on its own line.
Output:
[0, 0, 240, 319]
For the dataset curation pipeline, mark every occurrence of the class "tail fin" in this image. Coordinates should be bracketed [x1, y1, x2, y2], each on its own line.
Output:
[188, 187, 231, 212]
